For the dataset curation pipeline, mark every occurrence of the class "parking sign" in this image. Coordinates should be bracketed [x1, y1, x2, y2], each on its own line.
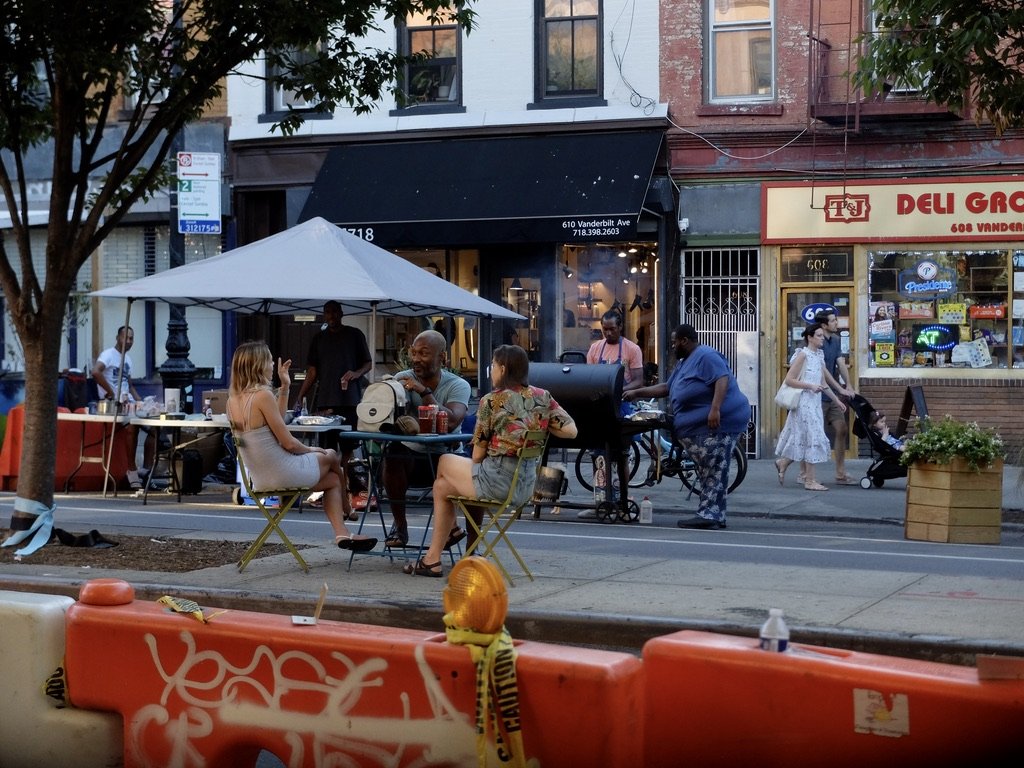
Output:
[176, 152, 221, 234]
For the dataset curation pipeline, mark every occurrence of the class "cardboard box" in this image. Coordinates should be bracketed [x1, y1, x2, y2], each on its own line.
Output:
[968, 304, 1007, 319]
[898, 302, 935, 319]
[204, 389, 229, 415]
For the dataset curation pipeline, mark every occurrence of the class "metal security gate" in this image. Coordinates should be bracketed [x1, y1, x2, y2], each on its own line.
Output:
[681, 247, 761, 457]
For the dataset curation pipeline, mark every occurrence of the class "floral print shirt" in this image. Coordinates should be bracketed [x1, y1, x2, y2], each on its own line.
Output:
[473, 385, 572, 457]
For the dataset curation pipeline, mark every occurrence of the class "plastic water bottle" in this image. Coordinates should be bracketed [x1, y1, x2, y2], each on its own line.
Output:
[640, 496, 653, 524]
[204, 398, 213, 420]
[759, 608, 790, 652]
[300, 397, 309, 418]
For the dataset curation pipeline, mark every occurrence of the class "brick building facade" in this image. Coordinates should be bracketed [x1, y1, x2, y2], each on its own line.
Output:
[659, 0, 1024, 457]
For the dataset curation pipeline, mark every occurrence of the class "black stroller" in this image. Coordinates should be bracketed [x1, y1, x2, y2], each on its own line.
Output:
[849, 394, 908, 489]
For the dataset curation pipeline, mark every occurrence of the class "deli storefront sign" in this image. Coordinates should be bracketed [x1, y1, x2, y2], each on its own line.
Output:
[762, 177, 1024, 244]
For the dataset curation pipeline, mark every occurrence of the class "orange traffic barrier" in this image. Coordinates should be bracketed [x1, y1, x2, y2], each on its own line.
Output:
[642, 630, 1024, 767]
[64, 579, 643, 767]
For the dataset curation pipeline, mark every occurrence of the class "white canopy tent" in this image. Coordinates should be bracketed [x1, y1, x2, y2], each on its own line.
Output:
[91, 215, 523, 381]
[92, 216, 523, 319]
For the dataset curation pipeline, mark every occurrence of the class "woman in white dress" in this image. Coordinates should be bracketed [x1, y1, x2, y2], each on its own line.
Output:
[227, 341, 377, 552]
[774, 324, 847, 491]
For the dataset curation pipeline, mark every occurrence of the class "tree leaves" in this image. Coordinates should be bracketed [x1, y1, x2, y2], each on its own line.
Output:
[857, 0, 1024, 133]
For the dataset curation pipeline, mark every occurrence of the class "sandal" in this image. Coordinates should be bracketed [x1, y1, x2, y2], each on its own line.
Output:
[444, 527, 467, 550]
[834, 475, 857, 485]
[774, 459, 787, 486]
[803, 482, 829, 492]
[403, 557, 443, 578]
[336, 535, 378, 552]
[385, 527, 409, 548]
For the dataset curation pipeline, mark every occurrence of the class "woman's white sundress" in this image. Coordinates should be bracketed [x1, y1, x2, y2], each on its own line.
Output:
[775, 347, 832, 464]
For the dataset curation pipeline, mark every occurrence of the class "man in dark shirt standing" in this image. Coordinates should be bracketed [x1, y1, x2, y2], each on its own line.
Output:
[294, 300, 372, 519]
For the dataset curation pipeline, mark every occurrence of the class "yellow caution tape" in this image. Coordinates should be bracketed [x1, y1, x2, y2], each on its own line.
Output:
[445, 614, 536, 768]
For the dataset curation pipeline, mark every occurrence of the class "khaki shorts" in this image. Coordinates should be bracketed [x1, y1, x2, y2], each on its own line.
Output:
[822, 398, 847, 426]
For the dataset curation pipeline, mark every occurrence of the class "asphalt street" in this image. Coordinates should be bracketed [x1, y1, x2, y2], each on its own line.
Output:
[2, 457, 1022, 663]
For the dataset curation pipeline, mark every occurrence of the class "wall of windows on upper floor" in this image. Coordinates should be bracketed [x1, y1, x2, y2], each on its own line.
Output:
[228, 1, 661, 140]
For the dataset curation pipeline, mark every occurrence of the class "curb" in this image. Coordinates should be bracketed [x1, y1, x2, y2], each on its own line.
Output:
[3, 574, 1021, 667]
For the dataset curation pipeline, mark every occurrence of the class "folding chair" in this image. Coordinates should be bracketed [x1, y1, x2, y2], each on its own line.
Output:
[233, 434, 310, 573]
[449, 430, 548, 585]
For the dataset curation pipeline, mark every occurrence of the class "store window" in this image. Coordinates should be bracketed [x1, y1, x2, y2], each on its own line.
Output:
[867, 249, 1024, 370]
[708, 0, 774, 101]
[536, 0, 602, 102]
[398, 10, 460, 107]
[558, 242, 658, 366]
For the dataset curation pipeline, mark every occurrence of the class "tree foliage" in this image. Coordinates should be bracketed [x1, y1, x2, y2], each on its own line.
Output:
[856, 0, 1024, 134]
[0, 0, 473, 512]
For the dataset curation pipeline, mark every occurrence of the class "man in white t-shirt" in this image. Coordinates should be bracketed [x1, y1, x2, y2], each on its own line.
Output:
[91, 326, 155, 489]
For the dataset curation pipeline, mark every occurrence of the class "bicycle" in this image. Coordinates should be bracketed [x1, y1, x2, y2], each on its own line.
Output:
[573, 403, 748, 499]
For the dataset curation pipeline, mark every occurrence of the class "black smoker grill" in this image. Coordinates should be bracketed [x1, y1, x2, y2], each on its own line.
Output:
[528, 362, 662, 521]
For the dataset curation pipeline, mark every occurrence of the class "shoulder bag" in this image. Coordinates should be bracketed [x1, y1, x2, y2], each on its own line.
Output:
[774, 381, 802, 410]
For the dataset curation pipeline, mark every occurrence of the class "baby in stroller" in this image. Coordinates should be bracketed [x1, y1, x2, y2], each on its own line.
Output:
[849, 394, 908, 489]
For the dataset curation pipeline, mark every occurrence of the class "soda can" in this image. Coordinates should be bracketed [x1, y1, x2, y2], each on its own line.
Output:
[436, 410, 448, 434]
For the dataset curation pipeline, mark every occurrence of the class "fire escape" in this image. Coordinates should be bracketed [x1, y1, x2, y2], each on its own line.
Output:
[807, 0, 961, 132]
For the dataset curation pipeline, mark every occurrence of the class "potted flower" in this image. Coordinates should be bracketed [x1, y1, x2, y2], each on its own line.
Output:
[902, 416, 1004, 544]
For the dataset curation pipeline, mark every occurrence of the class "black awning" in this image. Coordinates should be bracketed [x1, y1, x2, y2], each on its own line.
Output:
[298, 129, 664, 247]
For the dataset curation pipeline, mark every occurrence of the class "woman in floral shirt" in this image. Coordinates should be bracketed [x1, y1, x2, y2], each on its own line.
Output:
[405, 344, 577, 577]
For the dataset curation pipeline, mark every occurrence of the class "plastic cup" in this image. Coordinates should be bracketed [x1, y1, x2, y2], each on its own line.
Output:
[418, 405, 434, 434]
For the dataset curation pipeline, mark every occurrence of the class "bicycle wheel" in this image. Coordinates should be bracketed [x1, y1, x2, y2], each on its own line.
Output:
[677, 443, 747, 495]
[573, 443, 642, 493]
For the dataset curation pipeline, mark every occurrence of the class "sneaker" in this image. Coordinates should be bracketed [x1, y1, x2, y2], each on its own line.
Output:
[577, 509, 597, 520]
[126, 470, 142, 490]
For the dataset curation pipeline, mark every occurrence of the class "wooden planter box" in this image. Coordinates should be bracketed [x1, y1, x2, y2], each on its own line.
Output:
[905, 458, 1003, 544]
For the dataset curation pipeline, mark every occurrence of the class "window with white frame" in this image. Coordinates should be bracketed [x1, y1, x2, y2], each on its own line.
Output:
[399, 10, 460, 106]
[266, 45, 321, 113]
[708, 0, 774, 101]
[538, 0, 601, 99]
[123, 50, 168, 110]
[868, 3, 936, 94]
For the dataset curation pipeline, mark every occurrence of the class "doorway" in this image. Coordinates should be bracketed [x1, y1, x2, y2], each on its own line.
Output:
[780, 289, 853, 367]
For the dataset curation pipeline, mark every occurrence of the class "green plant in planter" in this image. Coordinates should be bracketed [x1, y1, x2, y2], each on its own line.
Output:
[900, 416, 1004, 471]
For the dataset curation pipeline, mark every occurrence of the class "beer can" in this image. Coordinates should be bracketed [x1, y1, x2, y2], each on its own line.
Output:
[436, 410, 448, 434]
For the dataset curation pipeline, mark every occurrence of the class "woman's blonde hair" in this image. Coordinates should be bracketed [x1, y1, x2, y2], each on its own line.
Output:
[230, 341, 273, 396]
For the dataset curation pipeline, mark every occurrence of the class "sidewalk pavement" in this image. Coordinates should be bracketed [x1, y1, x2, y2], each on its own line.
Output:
[2, 458, 1023, 664]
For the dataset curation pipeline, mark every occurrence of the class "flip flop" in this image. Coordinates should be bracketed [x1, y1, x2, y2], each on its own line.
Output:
[336, 536, 378, 552]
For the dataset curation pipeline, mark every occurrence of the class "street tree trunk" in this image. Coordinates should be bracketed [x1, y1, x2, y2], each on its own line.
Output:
[7, 270, 79, 528]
